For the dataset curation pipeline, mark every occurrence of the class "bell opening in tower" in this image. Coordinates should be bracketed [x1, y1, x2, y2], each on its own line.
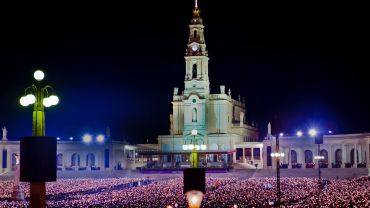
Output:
[192, 64, 197, 78]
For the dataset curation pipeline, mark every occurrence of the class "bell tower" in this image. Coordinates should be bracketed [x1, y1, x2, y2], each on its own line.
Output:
[184, 0, 210, 98]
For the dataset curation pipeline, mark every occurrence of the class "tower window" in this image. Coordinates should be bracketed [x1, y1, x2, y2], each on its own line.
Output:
[192, 108, 197, 123]
[193, 30, 197, 38]
[192, 64, 197, 78]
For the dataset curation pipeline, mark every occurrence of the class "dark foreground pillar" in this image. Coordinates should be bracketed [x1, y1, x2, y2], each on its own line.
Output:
[20, 136, 56, 208]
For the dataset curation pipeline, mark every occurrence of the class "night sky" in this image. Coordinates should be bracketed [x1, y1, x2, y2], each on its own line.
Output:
[1, 1, 369, 143]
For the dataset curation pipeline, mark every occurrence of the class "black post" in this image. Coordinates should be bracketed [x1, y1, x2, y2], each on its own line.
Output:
[276, 134, 281, 207]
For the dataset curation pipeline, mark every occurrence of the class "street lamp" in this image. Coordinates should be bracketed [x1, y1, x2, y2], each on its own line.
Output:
[20, 69, 59, 208]
[270, 132, 285, 207]
[308, 128, 317, 137]
[20, 70, 59, 136]
[314, 156, 324, 160]
[182, 129, 206, 168]
[309, 128, 322, 207]
[296, 130, 303, 137]
[96, 134, 105, 143]
[82, 134, 93, 143]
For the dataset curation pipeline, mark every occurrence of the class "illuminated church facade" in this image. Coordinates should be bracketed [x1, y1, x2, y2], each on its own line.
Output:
[156, 4, 260, 168]
[155, 3, 370, 170]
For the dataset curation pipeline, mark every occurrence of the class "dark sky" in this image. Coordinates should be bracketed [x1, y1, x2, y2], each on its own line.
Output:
[1, 1, 369, 143]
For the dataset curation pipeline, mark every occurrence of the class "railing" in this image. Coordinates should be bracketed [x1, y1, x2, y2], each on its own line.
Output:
[319, 163, 329, 168]
[305, 163, 315, 168]
[173, 95, 183, 101]
[208, 94, 229, 100]
[231, 99, 245, 108]
[331, 163, 341, 168]
[344, 162, 352, 168]
[292, 163, 302, 168]
[357, 162, 366, 168]
[280, 164, 289, 169]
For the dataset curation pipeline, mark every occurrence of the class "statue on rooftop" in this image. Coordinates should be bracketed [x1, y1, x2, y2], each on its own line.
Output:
[2, 127, 7, 140]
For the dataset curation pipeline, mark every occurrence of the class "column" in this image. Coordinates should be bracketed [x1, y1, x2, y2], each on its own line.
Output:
[251, 148, 254, 164]
[64, 152, 69, 167]
[242, 148, 246, 163]
[315, 146, 319, 169]
[353, 144, 357, 168]
[328, 145, 332, 168]
[288, 147, 292, 168]
[358, 145, 362, 163]
[342, 144, 346, 168]
[367, 139, 370, 167]
[133, 150, 136, 164]
[112, 148, 116, 169]
[0, 147, 3, 173]
[272, 139, 277, 169]
[232, 152, 236, 163]
[262, 144, 267, 168]
[100, 150, 105, 170]
[281, 148, 285, 164]
[259, 147, 263, 168]
[301, 148, 306, 168]
[6, 150, 11, 172]
[81, 153, 86, 167]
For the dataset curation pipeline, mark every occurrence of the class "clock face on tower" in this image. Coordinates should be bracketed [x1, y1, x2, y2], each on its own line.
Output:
[192, 44, 198, 51]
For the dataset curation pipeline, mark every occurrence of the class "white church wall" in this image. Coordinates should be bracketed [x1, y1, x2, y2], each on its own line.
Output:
[207, 98, 229, 134]
[172, 101, 184, 135]
[183, 95, 206, 132]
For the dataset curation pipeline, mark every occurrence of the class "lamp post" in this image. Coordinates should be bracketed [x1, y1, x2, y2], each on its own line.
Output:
[308, 129, 320, 181]
[20, 70, 59, 208]
[182, 129, 206, 168]
[270, 132, 285, 207]
[309, 128, 323, 207]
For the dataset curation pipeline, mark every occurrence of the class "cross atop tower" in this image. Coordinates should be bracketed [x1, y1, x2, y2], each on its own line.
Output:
[195, 0, 198, 8]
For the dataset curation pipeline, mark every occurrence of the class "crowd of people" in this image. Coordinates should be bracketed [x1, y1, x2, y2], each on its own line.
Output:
[0, 176, 368, 207]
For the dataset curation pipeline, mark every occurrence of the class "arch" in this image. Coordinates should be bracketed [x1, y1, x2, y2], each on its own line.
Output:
[193, 30, 197, 38]
[71, 153, 80, 166]
[105, 149, 110, 168]
[320, 149, 328, 163]
[86, 153, 95, 167]
[291, 150, 297, 163]
[335, 149, 342, 164]
[192, 108, 197, 123]
[350, 149, 359, 164]
[2, 149, 7, 169]
[208, 143, 218, 151]
[57, 153, 63, 166]
[192, 64, 197, 78]
[304, 150, 313, 163]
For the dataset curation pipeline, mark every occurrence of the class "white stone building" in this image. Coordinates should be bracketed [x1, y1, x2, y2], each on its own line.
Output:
[0, 134, 131, 173]
[156, 6, 259, 168]
[263, 130, 370, 169]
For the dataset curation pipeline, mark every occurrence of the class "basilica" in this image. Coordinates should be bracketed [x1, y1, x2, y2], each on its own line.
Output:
[156, 5, 259, 169]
